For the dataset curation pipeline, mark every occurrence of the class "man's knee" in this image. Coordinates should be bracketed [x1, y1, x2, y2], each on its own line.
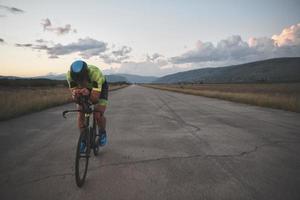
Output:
[96, 104, 106, 112]
[94, 105, 106, 122]
[94, 112, 102, 122]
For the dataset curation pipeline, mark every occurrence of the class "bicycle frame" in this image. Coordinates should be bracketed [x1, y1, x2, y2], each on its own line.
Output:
[62, 96, 102, 119]
[62, 96, 102, 150]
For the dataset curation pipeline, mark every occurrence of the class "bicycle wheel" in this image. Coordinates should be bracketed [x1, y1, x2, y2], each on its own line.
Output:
[92, 124, 100, 156]
[75, 132, 90, 187]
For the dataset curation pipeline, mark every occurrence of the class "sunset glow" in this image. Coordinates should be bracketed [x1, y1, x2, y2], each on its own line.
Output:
[1, 0, 300, 77]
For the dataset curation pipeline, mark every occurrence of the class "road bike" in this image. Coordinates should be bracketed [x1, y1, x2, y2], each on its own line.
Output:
[62, 95, 100, 187]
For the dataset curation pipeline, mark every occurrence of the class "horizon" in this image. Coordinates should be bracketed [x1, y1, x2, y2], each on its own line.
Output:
[1, 0, 300, 77]
[1, 56, 299, 78]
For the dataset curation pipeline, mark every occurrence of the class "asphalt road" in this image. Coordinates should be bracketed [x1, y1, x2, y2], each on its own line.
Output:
[0, 85, 300, 200]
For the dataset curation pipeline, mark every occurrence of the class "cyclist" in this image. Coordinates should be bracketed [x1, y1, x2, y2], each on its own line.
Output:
[66, 60, 108, 151]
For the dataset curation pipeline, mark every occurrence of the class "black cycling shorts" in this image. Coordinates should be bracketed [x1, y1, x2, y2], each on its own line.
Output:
[100, 80, 108, 100]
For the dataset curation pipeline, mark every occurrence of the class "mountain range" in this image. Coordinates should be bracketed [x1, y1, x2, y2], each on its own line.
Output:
[154, 57, 300, 84]
[113, 74, 157, 83]
[33, 73, 157, 83]
[1, 57, 300, 84]
[0, 73, 157, 83]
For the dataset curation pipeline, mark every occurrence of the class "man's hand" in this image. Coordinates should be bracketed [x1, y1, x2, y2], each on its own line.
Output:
[79, 88, 90, 96]
[71, 88, 90, 102]
[90, 90, 100, 104]
[71, 89, 79, 101]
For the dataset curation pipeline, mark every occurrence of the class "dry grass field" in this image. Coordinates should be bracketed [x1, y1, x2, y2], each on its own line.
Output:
[0, 87, 71, 120]
[0, 84, 128, 121]
[144, 83, 300, 112]
[109, 84, 129, 91]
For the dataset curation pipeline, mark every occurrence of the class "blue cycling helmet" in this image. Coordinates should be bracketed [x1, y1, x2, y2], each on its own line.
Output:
[70, 60, 88, 82]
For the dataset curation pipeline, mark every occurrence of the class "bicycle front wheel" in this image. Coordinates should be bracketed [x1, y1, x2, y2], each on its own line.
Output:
[92, 122, 100, 156]
[75, 132, 89, 187]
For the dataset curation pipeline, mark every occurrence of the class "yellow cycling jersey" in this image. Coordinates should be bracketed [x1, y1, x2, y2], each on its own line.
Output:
[66, 65, 106, 92]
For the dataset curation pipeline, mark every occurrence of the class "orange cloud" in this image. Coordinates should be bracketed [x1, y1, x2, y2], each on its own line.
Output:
[272, 23, 300, 47]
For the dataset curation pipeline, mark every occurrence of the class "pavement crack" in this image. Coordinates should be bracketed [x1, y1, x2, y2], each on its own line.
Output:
[162, 88, 300, 131]
[8, 140, 300, 187]
[155, 93, 202, 141]
[10, 172, 74, 187]
[89, 143, 272, 171]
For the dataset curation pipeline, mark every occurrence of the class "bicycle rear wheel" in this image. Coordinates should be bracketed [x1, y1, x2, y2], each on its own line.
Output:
[92, 119, 100, 155]
[75, 132, 90, 187]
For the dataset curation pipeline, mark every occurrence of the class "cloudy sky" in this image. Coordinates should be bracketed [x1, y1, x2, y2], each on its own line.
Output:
[1, 0, 300, 77]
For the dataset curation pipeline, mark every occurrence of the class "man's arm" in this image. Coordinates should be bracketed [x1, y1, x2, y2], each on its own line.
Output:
[89, 65, 105, 92]
[89, 65, 105, 103]
[66, 71, 86, 102]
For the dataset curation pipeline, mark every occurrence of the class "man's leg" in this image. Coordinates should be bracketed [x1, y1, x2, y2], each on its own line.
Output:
[77, 104, 87, 152]
[96, 80, 109, 146]
[77, 104, 85, 133]
[94, 104, 106, 132]
[94, 102, 107, 146]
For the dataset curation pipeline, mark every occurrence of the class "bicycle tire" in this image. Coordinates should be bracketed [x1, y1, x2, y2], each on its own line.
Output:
[93, 135, 99, 156]
[92, 118, 100, 156]
[75, 132, 90, 187]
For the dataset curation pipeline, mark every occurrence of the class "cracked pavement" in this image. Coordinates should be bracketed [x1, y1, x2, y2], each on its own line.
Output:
[0, 85, 300, 200]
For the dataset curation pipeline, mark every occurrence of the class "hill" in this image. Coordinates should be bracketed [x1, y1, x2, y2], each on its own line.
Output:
[115, 73, 157, 83]
[0, 74, 128, 85]
[35, 72, 157, 83]
[32, 73, 129, 83]
[0, 75, 21, 79]
[1, 71, 157, 84]
[154, 57, 300, 84]
[0, 78, 67, 87]
[34, 73, 66, 80]
[105, 75, 128, 83]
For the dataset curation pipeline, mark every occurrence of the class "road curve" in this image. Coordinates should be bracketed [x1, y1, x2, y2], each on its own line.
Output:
[0, 85, 299, 200]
